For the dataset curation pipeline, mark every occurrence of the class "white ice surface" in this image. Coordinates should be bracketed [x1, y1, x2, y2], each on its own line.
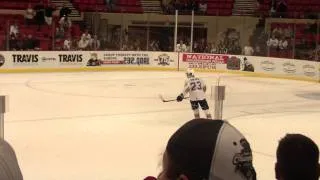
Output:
[1, 71, 320, 180]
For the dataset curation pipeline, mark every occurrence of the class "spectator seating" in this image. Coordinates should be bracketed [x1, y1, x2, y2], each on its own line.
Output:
[0, 14, 82, 50]
[269, 22, 320, 58]
[205, 0, 234, 16]
[0, 0, 46, 10]
[71, 0, 108, 12]
[71, 0, 143, 13]
[259, 0, 320, 18]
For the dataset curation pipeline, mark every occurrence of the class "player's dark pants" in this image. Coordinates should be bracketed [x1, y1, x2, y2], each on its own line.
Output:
[190, 99, 209, 110]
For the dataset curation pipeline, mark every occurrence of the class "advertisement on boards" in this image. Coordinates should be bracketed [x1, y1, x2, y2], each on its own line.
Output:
[12, 54, 39, 66]
[179, 53, 228, 70]
[84, 51, 178, 68]
[100, 52, 150, 66]
[302, 64, 316, 77]
[58, 53, 84, 66]
[2, 51, 59, 68]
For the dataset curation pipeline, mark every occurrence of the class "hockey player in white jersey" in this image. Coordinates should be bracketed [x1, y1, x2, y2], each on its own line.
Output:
[176, 69, 212, 119]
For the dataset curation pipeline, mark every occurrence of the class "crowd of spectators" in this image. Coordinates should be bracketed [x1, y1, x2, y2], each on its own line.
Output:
[7, 1, 75, 51]
[174, 28, 242, 55]
[162, 0, 206, 14]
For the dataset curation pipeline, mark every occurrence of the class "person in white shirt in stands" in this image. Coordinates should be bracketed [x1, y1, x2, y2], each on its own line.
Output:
[199, 0, 207, 14]
[176, 40, 187, 52]
[279, 37, 288, 50]
[64, 37, 71, 50]
[10, 21, 19, 38]
[210, 42, 217, 53]
[78, 36, 90, 50]
[267, 35, 279, 49]
[59, 15, 72, 29]
[243, 43, 254, 56]
[82, 30, 92, 42]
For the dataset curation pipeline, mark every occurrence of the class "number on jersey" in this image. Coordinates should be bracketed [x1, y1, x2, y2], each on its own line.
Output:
[191, 80, 202, 91]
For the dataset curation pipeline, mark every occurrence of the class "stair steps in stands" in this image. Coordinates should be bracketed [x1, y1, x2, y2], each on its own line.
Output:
[232, 0, 256, 16]
[140, 0, 162, 13]
[51, 0, 81, 18]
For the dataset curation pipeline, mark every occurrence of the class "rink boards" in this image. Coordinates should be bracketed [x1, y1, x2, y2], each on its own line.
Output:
[0, 51, 319, 82]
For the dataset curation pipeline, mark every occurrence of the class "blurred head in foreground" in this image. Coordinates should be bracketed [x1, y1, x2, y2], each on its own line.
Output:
[276, 134, 320, 180]
[0, 139, 23, 180]
[158, 119, 256, 180]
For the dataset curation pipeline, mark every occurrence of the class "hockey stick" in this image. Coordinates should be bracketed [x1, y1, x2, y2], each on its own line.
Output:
[158, 94, 189, 102]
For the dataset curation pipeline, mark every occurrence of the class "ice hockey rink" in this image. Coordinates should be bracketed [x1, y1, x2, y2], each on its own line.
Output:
[1, 71, 320, 180]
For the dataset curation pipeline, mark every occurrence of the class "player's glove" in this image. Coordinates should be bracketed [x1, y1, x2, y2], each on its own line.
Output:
[176, 94, 184, 102]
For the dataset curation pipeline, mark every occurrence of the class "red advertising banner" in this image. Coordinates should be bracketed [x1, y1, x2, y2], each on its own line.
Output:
[182, 53, 228, 64]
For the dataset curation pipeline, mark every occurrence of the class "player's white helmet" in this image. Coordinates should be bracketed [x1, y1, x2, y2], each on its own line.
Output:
[186, 68, 195, 78]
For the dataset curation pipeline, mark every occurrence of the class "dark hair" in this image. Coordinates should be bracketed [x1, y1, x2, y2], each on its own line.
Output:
[276, 134, 319, 180]
[165, 119, 224, 180]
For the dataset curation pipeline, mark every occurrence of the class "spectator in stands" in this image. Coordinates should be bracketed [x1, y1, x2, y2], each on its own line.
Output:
[25, 3, 35, 25]
[229, 41, 242, 55]
[9, 21, 19, 38]
[209, 42, 217, 53]
[59, 3, 71, 18]
[176, 40, 187, 52]
[105, 0, 115, 11]
[254, 45, 263, 56]
[121, 44, 128, 51]
[187, 0, 199, 13]
[267, 35, 279, 49]
[59, 16, 72, 30]
[276, 0, 288, 18]
[275, 134, 320, 180]
[198, 38, 206, 52]
[279, 36, 288, 50]
[100, 36, 108, 50]
[157, 119, 256, 180]
[45, 3, 56, 26]
[16, 34, 24, 51]
[34, 2, 45, 31]
[90, 35, 101, 50]
[19, 34, 27, 51]
[243, 43, 254, 56]
[64, 36, 72, 50]
[9, 34, 18, 51]
[78, 36, 90, 50]
[24, 34, 37, 50]
[270, 0, 276, 17]
[81, 30, 92, 42]
[308, 45, 320, 61]
[0, 139, 23, 180]
[161, 0, 170, 13]
[199, 0, 207, 14]
[55, 27, 65, 39]
[272, 25, 283, 39]
[192, 42, 199, 52]
[133, 40, 142, 51]
[173, 0, 182, 11]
